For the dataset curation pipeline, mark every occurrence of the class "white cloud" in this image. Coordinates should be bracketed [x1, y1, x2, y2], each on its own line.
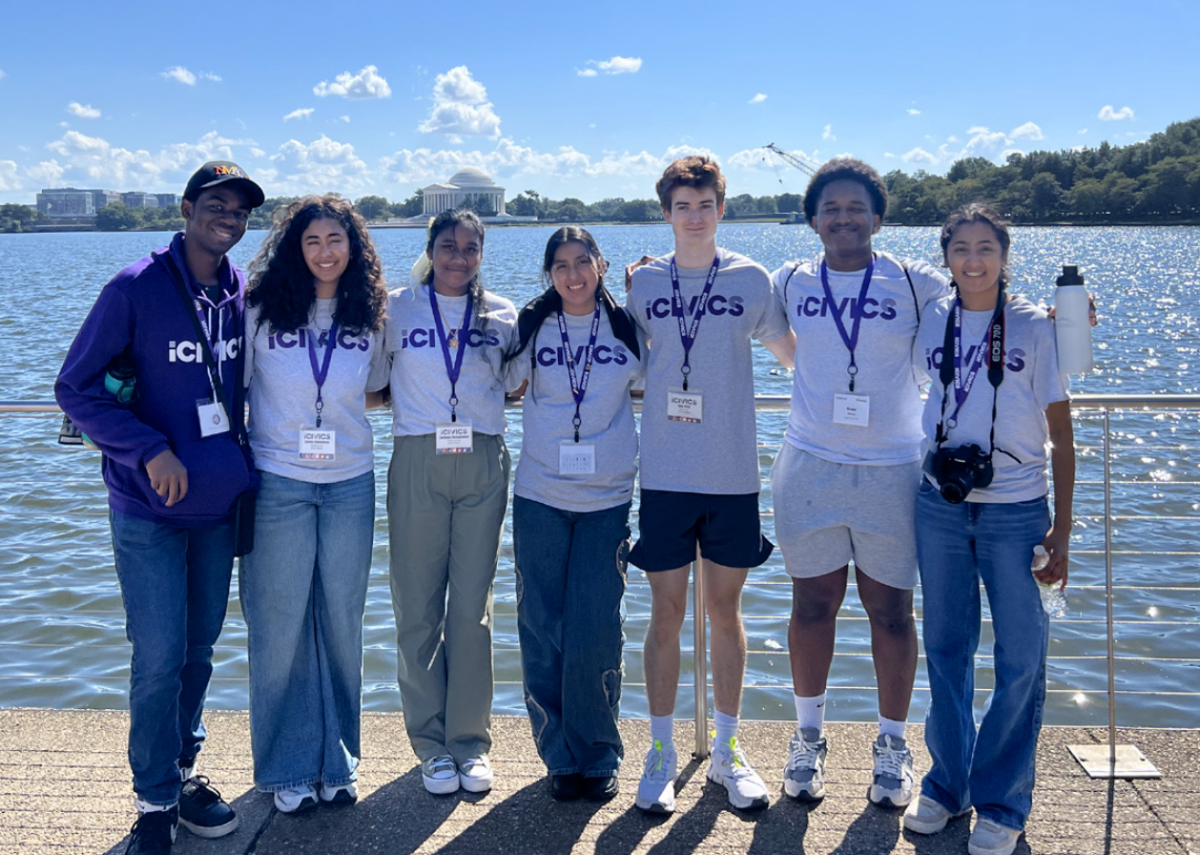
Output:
[961, 126, 1009, 157]
[250, 147, 266, 158]
[283, 107, 315, 122]
[822, 124, 836, 141]
[726, 146, 818, 171]
[339, 115, 350, 123]
[67, 102, 101, 119]
[907, 108, 921, 116]
[313, 65, 391, 100]
[902, 147, 937, 165]
[947, 135, 959, 143]
[162, 66, 197, 85]
[1010, 121, 1044, 141]
[578, 56, 642, 76]
[39, 130, 253, 190]
[418, 66, 501, 140]
[1098, 105, 1134, 121]
[1078, 128, 1088, 135]
[749, 93, 767, 104]
[884, 152, 895, 158]
[270, 135, 370, 193]
[0, 70, 6, 80]
[0, 160, 22, 192]
[200, 72, 221, 82]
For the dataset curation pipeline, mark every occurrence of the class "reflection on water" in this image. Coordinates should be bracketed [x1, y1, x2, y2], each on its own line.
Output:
[1, 224, 1197, 726]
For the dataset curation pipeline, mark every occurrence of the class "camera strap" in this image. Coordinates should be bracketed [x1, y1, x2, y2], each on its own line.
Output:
[934, 290, 1006, 452]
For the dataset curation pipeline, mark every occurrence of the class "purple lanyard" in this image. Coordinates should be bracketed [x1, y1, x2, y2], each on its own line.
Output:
[306, 320, 339, 428]
[669, 253, 720, 391]
[819, 256, 875, 392]
[947, 300, 989, 428]
[556, 303, 602, 443]
[430, 287, 473, 422]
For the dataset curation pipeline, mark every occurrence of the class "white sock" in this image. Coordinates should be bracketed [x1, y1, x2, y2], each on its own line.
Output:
[879, 715, 907, 740]
[650, 714, 674, 748]
[135, 798, 177, 814]
[795, 692, 827, 736]
[713, 709, 739, 745]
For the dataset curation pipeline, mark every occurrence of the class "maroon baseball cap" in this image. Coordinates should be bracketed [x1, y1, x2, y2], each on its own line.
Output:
[183, 161, 265, 208]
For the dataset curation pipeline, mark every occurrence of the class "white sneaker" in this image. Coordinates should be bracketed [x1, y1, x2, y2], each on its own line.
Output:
[319, 781, 358, 805]
[459, 755, 493, 793]
[869, 734, 915, 807]
[422, 755, 460, 795]
[968, 817, 1022, 855]
[635, 740, 677, 814]
[904, 794, 969, 834]
[273, 785, 318, 814]
[782, 726, 828, 801]
[707, 737, 769, 810]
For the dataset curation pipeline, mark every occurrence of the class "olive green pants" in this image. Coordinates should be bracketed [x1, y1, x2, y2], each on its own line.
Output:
[387, 433, 510, 764]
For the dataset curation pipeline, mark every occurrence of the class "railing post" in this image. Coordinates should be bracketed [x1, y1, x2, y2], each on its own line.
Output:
[693, 544, 709, 760]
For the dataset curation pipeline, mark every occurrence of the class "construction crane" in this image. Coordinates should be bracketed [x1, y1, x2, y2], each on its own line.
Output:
[763, 143, 820, 178]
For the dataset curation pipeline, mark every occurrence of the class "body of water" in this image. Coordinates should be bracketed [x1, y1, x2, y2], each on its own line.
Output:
[0, 223, 1197, 727]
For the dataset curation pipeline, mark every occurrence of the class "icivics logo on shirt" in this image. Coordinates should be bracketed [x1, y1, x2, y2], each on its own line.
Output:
[167, 336, 242, 363]
[925, 345, 1027, 373]
[536, 344, 631, 367]
[265, 330, 371, 351]
[795, 296, 898, 321]
[645, 294, 744, 319]
[400, 328, 501, 349]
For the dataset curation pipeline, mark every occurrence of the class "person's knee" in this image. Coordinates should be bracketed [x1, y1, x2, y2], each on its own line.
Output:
[791, 587, 841, 625]
[866, 601, 915, 637]
[705, 598, 743, 633]
[648, 592, 687, 636]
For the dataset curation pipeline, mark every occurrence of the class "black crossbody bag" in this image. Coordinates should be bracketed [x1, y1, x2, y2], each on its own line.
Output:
[160, 252, 257, 556]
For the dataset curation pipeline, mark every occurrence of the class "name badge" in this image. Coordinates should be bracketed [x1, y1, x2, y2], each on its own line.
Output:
[299, 429, 336, 460]
[559, 443, 596, 475]
[667, 389, 703, 424]
[832, 393, 870, 427]
[196, 399, 230, 437]
[435, 421, 474, 454]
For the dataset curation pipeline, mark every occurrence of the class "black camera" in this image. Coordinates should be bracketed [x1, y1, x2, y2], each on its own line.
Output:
[923, 443, 994, 504]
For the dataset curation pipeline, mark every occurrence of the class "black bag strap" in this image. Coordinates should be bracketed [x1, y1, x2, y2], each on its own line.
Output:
[900, 261, 921, 323]
[158, 251, 249, 451]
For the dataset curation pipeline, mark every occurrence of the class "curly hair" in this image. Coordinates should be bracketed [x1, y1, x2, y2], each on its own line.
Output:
[802, 158, 888, 224]
[246, 195, 386, 335]
[656, 155, 726, 210]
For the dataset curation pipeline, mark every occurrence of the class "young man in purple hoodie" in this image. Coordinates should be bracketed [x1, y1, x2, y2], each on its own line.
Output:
[56, 162, 265, 855]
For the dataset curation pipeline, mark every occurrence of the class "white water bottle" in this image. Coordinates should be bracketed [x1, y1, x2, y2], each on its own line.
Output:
[1054, 266, 1093, 374]
[1031, 545, 1067, 618]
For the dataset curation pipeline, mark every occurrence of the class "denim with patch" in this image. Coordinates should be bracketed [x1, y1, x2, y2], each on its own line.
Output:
[916, 481, 1050, 830]
[513, 495, 630, 777]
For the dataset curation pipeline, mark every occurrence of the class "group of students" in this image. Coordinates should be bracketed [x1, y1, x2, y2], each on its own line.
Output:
[55, 153, 1075, 855]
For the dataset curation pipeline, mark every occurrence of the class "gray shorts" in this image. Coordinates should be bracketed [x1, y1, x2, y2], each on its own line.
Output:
[769, 442, 921, 589]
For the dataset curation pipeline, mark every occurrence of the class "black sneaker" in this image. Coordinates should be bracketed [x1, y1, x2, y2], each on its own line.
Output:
[582, 773, 620, 802]
[549, 774, 583, 801]
[125, 807, 177, 855]
[178, 776, 238, 838]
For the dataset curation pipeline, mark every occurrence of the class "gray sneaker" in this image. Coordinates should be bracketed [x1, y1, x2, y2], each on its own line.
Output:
[869, 734, 914, 807]
[783, 726, 828, 800]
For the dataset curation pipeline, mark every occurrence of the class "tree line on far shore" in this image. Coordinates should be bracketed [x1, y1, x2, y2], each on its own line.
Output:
[5, 117, 1197, 234]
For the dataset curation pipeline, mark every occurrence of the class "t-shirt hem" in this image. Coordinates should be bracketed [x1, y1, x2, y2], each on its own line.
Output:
[784, 435, 923, 467]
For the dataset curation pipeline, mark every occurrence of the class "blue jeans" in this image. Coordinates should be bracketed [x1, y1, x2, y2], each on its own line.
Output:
[915, 482, 1051, 831]
[512, 495, 630, 777]
[110, 510, 236, 806]
[239, 470, 375, 791]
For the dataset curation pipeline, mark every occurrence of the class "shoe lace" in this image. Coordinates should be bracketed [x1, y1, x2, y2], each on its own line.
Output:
[129, 811, 174, 846]
[427, 755, 455, 775]
[788, 733, 823, 769]
[643, 740, 672, 780]
[718, 738, 758, 782]
[873, 738, 910, 779]
[181, 775, 222, 807]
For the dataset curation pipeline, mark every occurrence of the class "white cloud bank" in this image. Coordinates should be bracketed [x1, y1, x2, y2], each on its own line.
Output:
[749, 93, 767, 104]
[162, 66, 196, 85]
[1098, 105, 1134, 121]
[418, 66, 501, 140]
[313, 65, 391, 100]
[1009, 121, 1044, 141]
[67, 102, 101, 119]
[902, 147, 938, 165]
[283, 108, 315, 122]
[577, 56, 642, 77]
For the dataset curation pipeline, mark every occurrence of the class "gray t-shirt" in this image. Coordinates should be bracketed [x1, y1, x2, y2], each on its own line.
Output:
[244, 299, 390, 483]
[508, 309, 645, 513]
[917, 294, 1068, 503]
[384, 284, 517, 436]
[772, 252, 950, 465]
[629, 248, 790, 495]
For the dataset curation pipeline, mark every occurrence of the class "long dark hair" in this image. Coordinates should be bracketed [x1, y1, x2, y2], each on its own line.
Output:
[422, 209, 487, 331]
[246, 195, 386, 335]
[508, 227, 641, 370]
[940, 202, 1012, 289]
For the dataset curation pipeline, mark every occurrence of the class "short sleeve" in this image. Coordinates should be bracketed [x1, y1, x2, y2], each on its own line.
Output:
[366, 330, 391, 393]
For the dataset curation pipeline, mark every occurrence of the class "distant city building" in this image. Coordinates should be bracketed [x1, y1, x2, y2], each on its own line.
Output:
[92, 190, 121, 211]
[422, 168, 506, 217]
[155, 193, 181, 209]
[36, 189, 95, 220]
[121, 193, 159, 209]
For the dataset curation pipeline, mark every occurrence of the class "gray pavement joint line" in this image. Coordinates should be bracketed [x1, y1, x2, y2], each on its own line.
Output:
[240, 805, 278, 855]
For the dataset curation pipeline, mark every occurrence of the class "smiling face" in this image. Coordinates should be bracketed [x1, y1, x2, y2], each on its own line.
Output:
[550, 241, 604, 316]
[945, 221, 1006, 310]
[301, 216, 350, 298]
[181, 185, 252, 262]
[810, 179, 881, 270]
[663, 186, 723, 255]
[428, 223, 483, 296]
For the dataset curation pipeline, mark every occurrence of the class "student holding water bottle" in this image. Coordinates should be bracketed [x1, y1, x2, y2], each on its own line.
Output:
[903, 203, 1075, 855]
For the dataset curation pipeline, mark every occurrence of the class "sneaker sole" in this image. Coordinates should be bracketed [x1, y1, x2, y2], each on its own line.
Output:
[423, 775, 461, 795]
[968, 833, 1020, 855]
[274, 794, 319, 815]
[783, 779, 826, 801]
[179, 815, 238, 838]
[635, 796, 675, 814]
[868, 785, 914, 809]
[319, 789, 358, 806]
[459, 774, 493, 794]
[707, 768, 769, 810]
[904, 806, 969, 835]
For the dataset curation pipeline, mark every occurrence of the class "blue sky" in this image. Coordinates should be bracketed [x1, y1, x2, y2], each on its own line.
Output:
[1, 1, 1197, 206]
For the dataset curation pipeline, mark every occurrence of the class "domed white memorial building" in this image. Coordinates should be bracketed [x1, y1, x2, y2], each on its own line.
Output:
[423, 167, 507, 217]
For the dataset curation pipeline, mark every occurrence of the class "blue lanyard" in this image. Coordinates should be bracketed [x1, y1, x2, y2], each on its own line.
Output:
[305, 320, 339, 428]
[556, 303, 602, 443]
[429, 288, 473, 422]
[946, 301, 990, 428]
[819, 256, 875, 392]
[669, 253, 720, 391]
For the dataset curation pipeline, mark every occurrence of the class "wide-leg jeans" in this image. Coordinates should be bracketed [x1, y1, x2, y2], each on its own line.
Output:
[915, 481, 1051, 831]
[239, 470, 375, 792]
[512, 495, 630, 777]
[110, 509, 236, 806]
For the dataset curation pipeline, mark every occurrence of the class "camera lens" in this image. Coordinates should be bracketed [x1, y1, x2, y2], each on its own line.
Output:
[940, 482, 969, 504]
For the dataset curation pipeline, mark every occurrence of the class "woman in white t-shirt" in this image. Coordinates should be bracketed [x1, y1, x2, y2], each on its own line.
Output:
[241, 195, 389, 813]
[382, 210, 517, 796]
[903, 204, 1075, 855]
[505, 227, 644, 802]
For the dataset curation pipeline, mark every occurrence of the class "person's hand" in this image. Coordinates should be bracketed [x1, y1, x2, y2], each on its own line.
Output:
[1035, 526, 1070, 588]
[1047, 293, 1099, 326]
[625, 256, 655, 292]
[146, 449, 188, 507]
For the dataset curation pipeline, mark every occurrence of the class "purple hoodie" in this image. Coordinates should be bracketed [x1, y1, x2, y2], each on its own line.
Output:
[56, 232, 254, 526]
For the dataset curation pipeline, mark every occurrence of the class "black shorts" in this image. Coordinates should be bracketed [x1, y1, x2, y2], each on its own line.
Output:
[629, 489, 774, 572]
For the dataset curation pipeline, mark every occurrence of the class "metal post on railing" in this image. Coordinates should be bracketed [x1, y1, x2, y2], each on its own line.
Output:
[1068, 408, 1159, 779]
[692, 544, 709, 760]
